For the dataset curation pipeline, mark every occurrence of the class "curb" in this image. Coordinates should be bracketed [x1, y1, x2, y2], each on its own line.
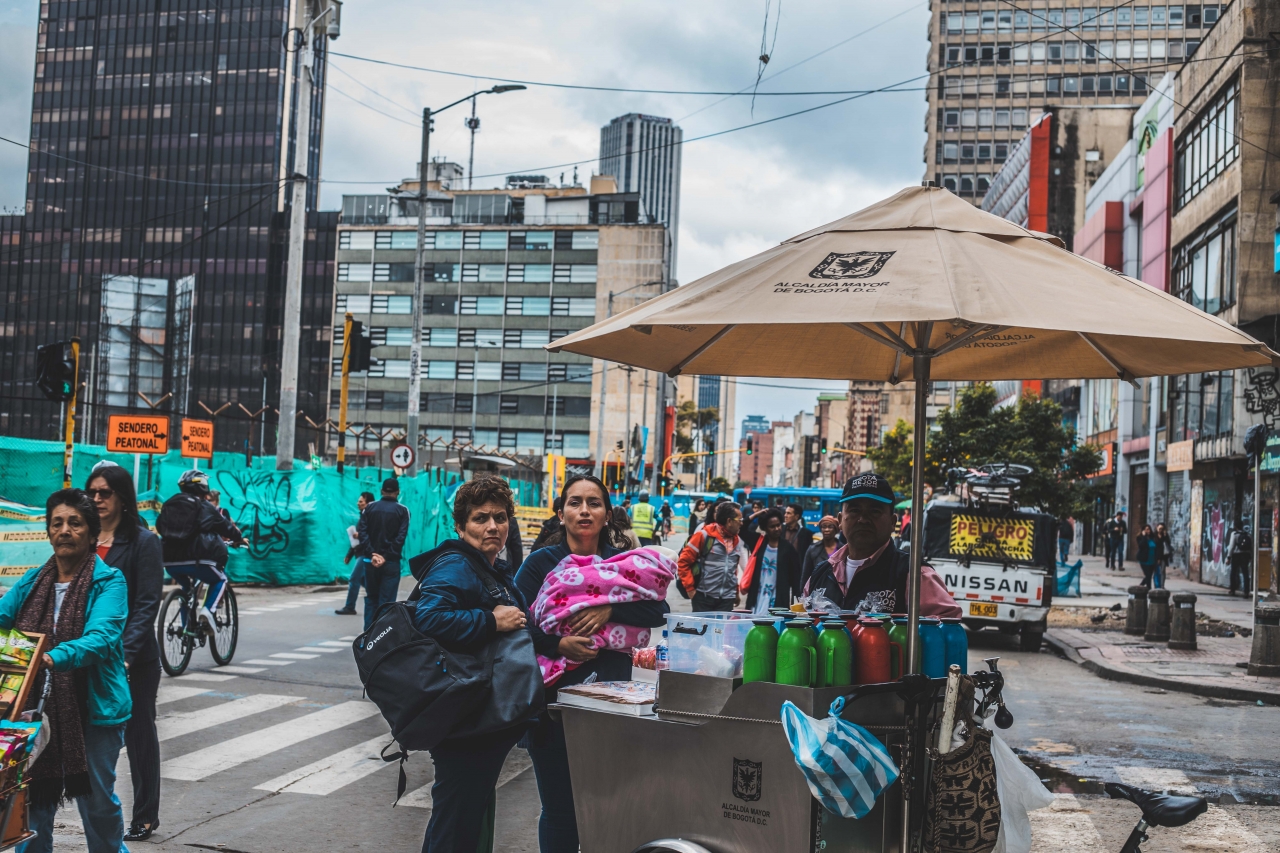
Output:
[1042, 631, 1280, 706]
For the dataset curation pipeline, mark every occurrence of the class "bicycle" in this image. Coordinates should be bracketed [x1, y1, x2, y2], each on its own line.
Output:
[1105, 783, 1208, 853]
[157, 565, 239, 676]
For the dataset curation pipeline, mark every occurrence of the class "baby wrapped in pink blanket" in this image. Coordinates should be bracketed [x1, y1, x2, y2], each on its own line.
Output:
[532, 546, 675, 685]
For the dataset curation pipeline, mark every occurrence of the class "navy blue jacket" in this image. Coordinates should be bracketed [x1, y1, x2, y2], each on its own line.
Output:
[410, 539, 522, 653]
[514, 543, 669, 693]
[358, 496, 410, 562]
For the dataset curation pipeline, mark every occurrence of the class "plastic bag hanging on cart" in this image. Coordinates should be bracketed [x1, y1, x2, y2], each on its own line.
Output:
[780, 697, 899, 819]
[987, 725, 1054, 853]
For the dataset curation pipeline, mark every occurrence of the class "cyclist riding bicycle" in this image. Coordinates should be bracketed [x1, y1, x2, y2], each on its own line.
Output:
[157, 470, 245, 631]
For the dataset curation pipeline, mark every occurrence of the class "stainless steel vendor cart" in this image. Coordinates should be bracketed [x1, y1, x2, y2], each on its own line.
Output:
[558, 667, 1009, 853]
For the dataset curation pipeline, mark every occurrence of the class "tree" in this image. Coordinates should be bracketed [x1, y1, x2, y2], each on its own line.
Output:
[927, 383, 1104, 520]
[866, 419, 915, 496]
[708, 476, 733, 495]
[673, 399, 719, 455]
[865, 385, 1105, 519]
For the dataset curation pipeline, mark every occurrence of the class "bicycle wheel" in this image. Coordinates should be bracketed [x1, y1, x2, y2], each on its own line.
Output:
[158, 588, 194, 676]
[208, 586, 239, 666]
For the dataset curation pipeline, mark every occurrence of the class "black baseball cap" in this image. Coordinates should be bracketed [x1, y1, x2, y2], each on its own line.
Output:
[840, 473, 896, 505]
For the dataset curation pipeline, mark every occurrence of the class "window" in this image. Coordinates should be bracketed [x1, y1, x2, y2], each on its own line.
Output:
[1082, 75, 1096, 93]
[1117, 7, 1132, 27]
[961, 144, 975, 160]
[942, 174, 958, 192]
[997, 46, 1011, 63]
[461, 231, 508, 250]
[1152, 6, 1167, 25]
[1064, 42, 1079, 61]
[552, 264, 598, 283]
[383, 327, 413, 346]
[476, 329, 503, 348]
[509, 231, 554, 250]
[547, 364, 592, 383]
[995, 109, 1010, 126]
[945, 109, 960, 128]
[977, 144, 991, 160]
[427, 327, 458, 347]
[961, 109, 977, 127]
[1064, 76, 1078, 93]
[460, 296, 505, 315]
[335, 294, 411, 314]
[1048, 9, 1063, 27]
[1169, 5, 1184, 25]
[1151, 39, 1166, 58]
[1083, 6, 1098, 28]
[1135, 6, 1150, 27]
[1013, 44, 1028, 62]
[337, 263, 372, 282]
[571, 231, 599, 250]
[426, 296, 458, 314]
[978, 108, 992, 127]
[1098, 75, 1113, 92]
[1172, 208, 1237, 314]
[426, 360, 456, 380]
[373, 263, 414, 281]
[1065, 8, 1080, 27]
[960, 176, 974, 194]
[1015, 10, 1030, 30]
[998, 9, 1012, 29]
[1012, 108, 1028, 127]
[434, 232, 463, 250]
[946, 45, 961, 64]
[338, 231, 374, 250]
[552, 297, 596, 317]
[507, 264, 552, 282]
[1030, 43, 1045, 61]
[374, 231, 417, 250]
[995, 143, 1009, 162]
[943, 142, 958, 162]
[1176, 79, 1239, 208]
[981, 10, 996, 30]
[1048, 43, 1062, 62]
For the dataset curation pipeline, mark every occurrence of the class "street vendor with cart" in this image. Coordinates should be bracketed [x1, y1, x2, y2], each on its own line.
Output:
[806, 474, 961, 618]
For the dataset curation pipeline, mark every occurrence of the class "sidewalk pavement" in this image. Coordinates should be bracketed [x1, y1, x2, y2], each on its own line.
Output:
[1045, 554, 1280, 705]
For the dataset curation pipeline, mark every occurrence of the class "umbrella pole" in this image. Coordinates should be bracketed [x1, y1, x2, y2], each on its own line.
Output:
[901, 349, 930, 853]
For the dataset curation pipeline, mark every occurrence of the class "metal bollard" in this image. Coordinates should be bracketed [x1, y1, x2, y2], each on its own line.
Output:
[1247, 601, 1280, 677]
[1125, 585, 1148, 636]
[1168, 592, 1197, 650]
[1144, 589, 1171, 643]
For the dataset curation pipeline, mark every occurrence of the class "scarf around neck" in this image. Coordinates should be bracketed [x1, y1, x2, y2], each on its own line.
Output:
[16, 551, 96, 806]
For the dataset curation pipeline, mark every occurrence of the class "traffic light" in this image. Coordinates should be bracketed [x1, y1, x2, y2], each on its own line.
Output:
[820, 438, 828, 454]
[347, 320, 375, 373]
[35, 341, 77, 402]
[745, 435, 754, 455]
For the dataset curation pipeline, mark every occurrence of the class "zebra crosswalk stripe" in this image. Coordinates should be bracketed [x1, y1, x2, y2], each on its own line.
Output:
[157, 694, 301, 742]
[161, 701, 382, 781]
[242, 658, 293, 666]
[270, 653, 318, 660]
[1028, 794, 1107, 852]
[295, 646, 342, 653]
[254, 735, 391, 795]
[168, 671, 237, 683]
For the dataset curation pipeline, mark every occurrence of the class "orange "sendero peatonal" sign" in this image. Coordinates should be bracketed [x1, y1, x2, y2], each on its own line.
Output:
[180, 419, 214, 460]
[106, 415, 170, 454]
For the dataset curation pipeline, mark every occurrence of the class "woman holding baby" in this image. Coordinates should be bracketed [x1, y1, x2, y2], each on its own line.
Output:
[514, 474, 672, 853]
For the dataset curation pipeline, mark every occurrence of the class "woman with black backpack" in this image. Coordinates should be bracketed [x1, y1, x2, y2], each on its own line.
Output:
[411, 476, 539, 852]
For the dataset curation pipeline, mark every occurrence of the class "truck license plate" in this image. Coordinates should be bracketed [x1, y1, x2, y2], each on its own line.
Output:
[969, 602, 999, 618]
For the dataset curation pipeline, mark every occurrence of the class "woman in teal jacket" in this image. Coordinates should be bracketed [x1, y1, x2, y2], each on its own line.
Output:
[0, 489, 132, 853]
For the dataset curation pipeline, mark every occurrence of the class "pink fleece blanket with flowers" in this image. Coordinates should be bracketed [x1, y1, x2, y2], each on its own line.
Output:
[532, 547, 676, 685]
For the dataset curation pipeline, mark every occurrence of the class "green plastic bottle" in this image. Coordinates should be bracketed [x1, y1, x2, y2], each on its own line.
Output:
[775, 620, 816, 686]
[743, 618, 779, 684]
[888, 617, 922, 678]
[816, 619, 853, 687]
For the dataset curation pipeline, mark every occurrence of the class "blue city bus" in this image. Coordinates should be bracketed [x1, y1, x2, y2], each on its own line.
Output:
[732, 487, 843, 526]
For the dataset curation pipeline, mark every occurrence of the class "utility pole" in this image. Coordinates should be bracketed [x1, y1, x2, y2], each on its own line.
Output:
[277, 0, 340, 470]
[62, 338, 80, 488]
[405, 106, 431, 473]
[337, 313, 353, 473]
[397, 85, 523, 465]
[466, 97, 480, 190]
[623, 365, 634, 489]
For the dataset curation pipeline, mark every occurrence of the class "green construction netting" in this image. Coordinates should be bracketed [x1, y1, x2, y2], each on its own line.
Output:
[0, 436, 469, 587]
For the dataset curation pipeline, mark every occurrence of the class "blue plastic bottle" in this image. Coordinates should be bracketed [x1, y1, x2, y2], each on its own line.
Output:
[939, 617, 968, 674]
[917, 617, 947, 678]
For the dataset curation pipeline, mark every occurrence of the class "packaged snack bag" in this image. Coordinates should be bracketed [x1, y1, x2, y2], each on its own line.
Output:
[0, 631, 35, 668]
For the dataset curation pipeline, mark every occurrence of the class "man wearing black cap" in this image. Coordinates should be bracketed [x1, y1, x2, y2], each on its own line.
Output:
[806, 474, 961, 618]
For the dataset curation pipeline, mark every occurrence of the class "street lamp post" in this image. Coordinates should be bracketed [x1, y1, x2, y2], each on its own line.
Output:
[594, 279, 665, 478]
[402, 85, 524, 473]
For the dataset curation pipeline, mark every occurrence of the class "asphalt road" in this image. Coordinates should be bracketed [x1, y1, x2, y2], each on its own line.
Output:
[38, 580, 1278, 853]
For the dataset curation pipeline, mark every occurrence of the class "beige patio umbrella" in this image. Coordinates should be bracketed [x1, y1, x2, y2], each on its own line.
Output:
[549, 184, 1278, 673]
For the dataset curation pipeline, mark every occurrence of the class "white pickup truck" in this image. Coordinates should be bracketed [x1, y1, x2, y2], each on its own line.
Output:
[921, 499, 1055, 652]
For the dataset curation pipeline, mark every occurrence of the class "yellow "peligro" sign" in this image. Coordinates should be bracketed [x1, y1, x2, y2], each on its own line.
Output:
[949, 515, 1035, 560]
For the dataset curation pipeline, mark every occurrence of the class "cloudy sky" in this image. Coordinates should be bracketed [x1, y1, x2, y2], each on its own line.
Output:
[0, 0, 931, 426]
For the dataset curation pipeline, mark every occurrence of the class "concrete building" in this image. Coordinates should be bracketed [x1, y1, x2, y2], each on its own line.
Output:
[981, 106, 1137, 247]
[925, 1, 1226, 204]
[599, 113, 683, 276]
[331, 172, 669, 474]
[738, 427, 774, 488]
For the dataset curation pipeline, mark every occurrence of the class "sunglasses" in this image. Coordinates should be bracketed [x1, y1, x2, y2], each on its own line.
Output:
[85, 488, 115, 500]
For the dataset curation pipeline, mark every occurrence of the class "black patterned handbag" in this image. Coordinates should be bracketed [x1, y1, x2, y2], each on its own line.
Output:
[924, 678, 1001, 853]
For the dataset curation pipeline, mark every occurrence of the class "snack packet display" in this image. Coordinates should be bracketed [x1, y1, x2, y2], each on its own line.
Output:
[0, 674, 23, 710]
[0, 630, 36, 668]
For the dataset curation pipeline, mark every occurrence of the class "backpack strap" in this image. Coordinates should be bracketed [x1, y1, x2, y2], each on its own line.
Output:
[380, 740, 410, 806]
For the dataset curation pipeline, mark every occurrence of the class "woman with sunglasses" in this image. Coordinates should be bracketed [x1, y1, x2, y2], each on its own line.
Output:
[85, 462, 164, 842]
[514, 475, 669, 853]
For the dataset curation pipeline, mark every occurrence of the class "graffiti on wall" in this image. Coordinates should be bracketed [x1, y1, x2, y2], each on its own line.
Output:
[1244, 368, 1280, 429]
[216, 470, 294, 560]
[1199, 484, 1233, 588]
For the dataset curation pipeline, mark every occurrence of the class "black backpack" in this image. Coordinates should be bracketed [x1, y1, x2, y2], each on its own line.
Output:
[353, 548, 543, 797]
[158, 494, 204, 560]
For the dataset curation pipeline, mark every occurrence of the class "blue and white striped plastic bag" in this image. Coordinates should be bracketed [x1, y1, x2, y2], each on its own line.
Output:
[780, 697, 900, 819]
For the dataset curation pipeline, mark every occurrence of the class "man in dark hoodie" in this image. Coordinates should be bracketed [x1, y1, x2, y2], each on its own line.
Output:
[356, 478, 410, 630]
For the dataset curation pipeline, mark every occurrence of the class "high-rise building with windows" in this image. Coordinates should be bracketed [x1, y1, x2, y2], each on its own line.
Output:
[925, 2, 1226, 204]
[598, 113, 682, 277]
[0, 0, 336, 453]
[331, 176, 670, 471]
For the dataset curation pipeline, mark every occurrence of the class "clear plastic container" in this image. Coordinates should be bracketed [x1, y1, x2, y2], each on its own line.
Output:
[665, 612, 755, 678]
